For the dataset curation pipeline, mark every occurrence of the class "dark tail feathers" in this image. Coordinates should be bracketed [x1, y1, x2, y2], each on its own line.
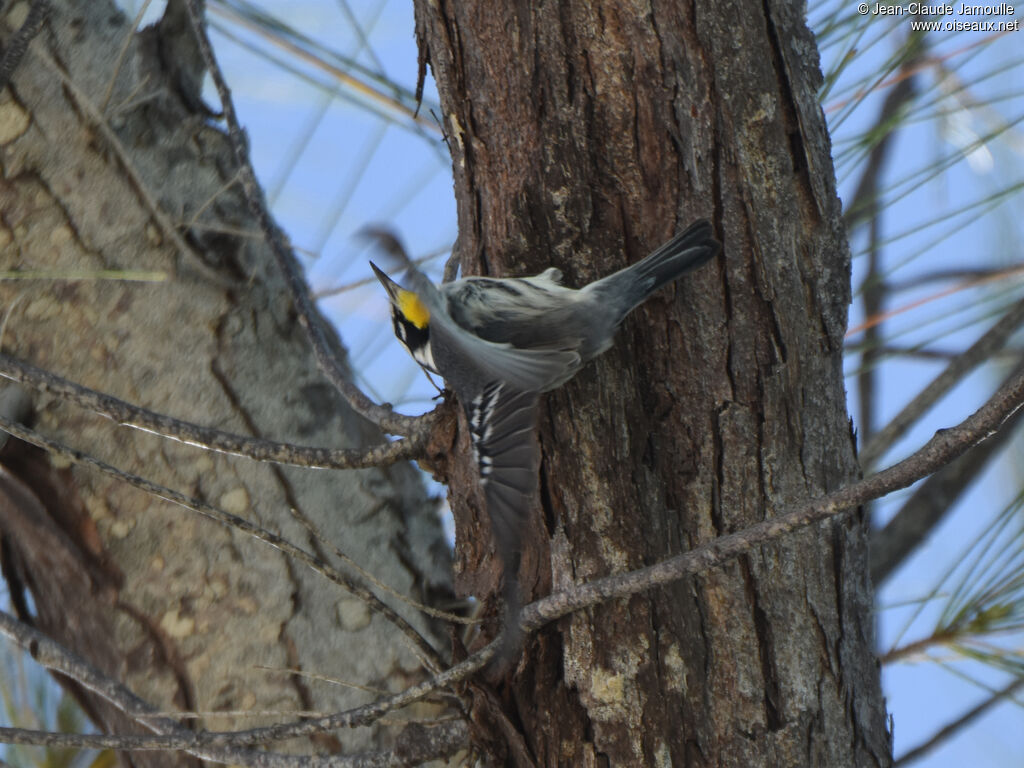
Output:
[591, 218, 721, 312]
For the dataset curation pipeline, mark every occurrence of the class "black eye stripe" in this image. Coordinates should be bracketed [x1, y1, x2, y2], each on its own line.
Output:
[391, 308, 430, 355]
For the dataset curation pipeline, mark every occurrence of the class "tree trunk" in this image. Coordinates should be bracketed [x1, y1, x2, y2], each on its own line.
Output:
[414, 0, 893, 765]
[0, 0, 450, 761]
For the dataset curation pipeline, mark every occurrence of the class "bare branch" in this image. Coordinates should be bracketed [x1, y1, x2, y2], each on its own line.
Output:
[522, 364, 1024, 630]
[868, 345, 1024, 363]
[0, 353, 426, 469]
[374, 719, 472, 767]
[5, 366, 1021, 758]
[0, 416, 448, 673]
[861, 298, 1024, 468]
[0, 720, 470, 767]
[0, 611, 333, 767]
[894, 674, 1024, 766]
[857, 211, 885, 445]
[178, 0, 424, 437]
[0, 599, 490, 750]
[886, 266, 1024, 292]
[843, 42, 922, 230]
[872, 358, 1024, 585]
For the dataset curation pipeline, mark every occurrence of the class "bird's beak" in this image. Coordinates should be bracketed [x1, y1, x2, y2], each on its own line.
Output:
[369, 261, 402, 304]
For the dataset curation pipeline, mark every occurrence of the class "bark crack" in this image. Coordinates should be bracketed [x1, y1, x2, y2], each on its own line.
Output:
[740, 557, 784, 732]
[759, 0, 817, 218]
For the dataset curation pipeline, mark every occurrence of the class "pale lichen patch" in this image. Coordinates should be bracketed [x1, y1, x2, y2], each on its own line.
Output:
[662, 642, 687, 693]
[83, 494, 111, 521]
[5, 2, 30, 29]
[25, 295, 61, 321]
[336, 597, 371, 631]
[160, 608, 195, 638]
[219, 487, 250, 515]
[590, 668, 625, 704]
[48, 452, 71, 469]
[109, 518, 134, 539]
[0, 99, 30, 144]
[653, 741, 673, 768]
[49, 224, 73, 247]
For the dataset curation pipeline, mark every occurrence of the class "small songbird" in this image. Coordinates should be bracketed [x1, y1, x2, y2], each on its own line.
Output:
[370, 219, 721, 651]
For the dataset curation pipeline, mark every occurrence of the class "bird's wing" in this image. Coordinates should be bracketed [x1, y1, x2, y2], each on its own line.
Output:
[467, 380, 540, 654]
[467, 381, 540, 565]
[403, 263, 581, 392]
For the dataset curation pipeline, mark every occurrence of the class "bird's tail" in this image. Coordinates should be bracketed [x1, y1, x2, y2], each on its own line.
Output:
[588, 218, 720, 315]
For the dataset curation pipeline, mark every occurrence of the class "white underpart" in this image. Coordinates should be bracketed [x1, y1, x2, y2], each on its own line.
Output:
[411, 340, 438, 374]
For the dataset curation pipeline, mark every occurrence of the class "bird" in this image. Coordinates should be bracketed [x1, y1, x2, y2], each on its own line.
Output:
[369, 219, 721, 654]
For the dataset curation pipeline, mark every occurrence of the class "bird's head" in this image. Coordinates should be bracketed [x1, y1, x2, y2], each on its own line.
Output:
[369, 261, 437, 372]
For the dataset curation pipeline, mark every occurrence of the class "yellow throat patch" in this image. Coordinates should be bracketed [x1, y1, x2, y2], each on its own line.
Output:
[397, 289, 430, 329]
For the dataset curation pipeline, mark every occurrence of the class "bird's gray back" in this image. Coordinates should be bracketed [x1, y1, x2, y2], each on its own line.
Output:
[442, 275, 614, 366]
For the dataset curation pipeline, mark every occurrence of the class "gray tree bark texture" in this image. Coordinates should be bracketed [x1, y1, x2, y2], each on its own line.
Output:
[0, 0, 450, 761]
[413, 0, 893, 765]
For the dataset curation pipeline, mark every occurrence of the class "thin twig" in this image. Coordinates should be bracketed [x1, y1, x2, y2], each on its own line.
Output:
[857, 208, 885, 446]
[868, 345, 1024, 363]
[885, 265, 1024, 292]
[0, 719, 470, 767]
[99, 0, 154, 112]
[0, 353, 426, 469]
[0, 611, 362, 767]
[0, 415, 449, 674]
[847, 266, 1024, 338]
[3, 367, 1023, 755]
[0, 352, 467, 624]
[207, 0, 439, 133]
[274, 484, 475, 626]
[879, 630, 958, 665]
[0, 601, 493, 749]
[871, 358, 1024, 585]
[180, 0, 425, 437]
[521, 365, 1024, 630]
[894, 674, 1024, 766]
[860, 298, 1024, 469]
[842, 41, 922, 229]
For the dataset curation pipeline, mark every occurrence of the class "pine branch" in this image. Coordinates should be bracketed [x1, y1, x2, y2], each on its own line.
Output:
[3, 363, 1022, 757]
[0, 353, 426, 469]
[872, 359, 1024, 585]
[894, 674, 1024, 766]
[861, 299, 1024, 468]
[0, 416, 451, 674]
[523, 364, 1024, 630]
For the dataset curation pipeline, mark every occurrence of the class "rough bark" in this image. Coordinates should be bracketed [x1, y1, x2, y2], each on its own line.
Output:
[413, 0, 892, 765]
[0, 0, 450, 760]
